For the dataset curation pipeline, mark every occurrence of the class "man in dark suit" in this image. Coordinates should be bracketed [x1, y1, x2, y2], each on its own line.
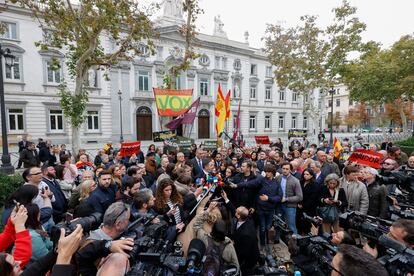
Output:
[17, 136, 27, 169]
[233, 206, 259, 275]
[191, 148, 204, 179]
[256, 151, 267, 173]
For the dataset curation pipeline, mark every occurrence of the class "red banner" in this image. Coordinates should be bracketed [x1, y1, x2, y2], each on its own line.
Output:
[347, 149, 382, 169]
[153, 88, 193, 116]
[119, 141, 141, 157]
[255, 136, 271, 145]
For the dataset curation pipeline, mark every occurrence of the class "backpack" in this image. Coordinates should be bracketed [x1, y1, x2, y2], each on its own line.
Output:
[202, 236, 226, 276]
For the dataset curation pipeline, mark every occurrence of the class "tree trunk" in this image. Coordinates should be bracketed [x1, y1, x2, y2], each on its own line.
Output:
[72, 125, 80, 158]
[399, 108, 408, 134]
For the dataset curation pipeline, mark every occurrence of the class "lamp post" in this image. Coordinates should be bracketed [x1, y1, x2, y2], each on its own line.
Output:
[328, 87, 335, 148]
[0, 46, 15, 175]
[118, 89, 124, 144]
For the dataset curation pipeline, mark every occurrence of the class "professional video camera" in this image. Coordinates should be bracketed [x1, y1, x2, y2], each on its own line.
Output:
[377, 234, 414, 275]
[272, 214, 292, 245]
[389, 205, 414, 220]
[339, 211, 391, 244]
[378, 166, 414, 200]
[289, 234, 337, 276]
[50, 212, 102, 248]
[302, 212, 323, 227]
[254, 254, 288, 275]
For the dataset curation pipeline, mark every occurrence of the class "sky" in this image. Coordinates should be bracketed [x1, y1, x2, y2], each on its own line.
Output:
[188, 0, 414, 49]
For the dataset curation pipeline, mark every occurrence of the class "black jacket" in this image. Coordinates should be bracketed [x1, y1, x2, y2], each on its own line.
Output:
[233, 173, 258, 209]
[20, 149, 40, 168]
[233, 218, 259, 275]
[87, 184, 117, 214]
[299, 181, 320, 216]
[76, 239, 111, 276]
[367, 181, 389, 219]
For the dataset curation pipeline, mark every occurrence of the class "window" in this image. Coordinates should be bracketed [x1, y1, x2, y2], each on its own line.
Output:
[292, 115, 297, 128]
[265, 87, 271, 100]
[42, 29, 54, 45]
[46, 61, 62, 84]
[199, 54, 209, 66]
[215, 56, 220, 68]
[249, 85, 257, 99]
[249, 115, 256, 130]
[138, 44, 149, 56]
[138, 71, 149, 91]
[303, 116, 308, 129]
[250, 64, 257, 75]
[292, 91, 298, 102]
[5, 56, 21, 80]
[265, 115, 271, 130]
[8, 108, 24, 131]
[87, 111, 99, 131]
[278, 115, 285, 129]
[174, 75, 181, 89]
[233, 59, 241, 70]
[336, 99, 340, 107]
[200, 80, 208, 96]
[304, 93, 309, 103]
[279, 89, 285, 101]
[49, 110, 64, 131]
[266, 66, 272, 77]
[1, 22, 17, 40]
[222, 57, 227, 70]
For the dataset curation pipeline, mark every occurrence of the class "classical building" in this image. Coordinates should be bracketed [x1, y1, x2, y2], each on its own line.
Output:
[0, 0, 311, 150]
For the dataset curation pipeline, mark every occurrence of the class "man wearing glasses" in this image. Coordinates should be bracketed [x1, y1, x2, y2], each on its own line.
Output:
[76, 202, 134, 276]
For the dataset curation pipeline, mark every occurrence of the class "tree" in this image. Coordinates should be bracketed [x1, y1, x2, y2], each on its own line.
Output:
[343, 104, 369, 130]
[11, 0, 157, 153]
[263, 0, 367, 135]
[343, 35, 414, 133]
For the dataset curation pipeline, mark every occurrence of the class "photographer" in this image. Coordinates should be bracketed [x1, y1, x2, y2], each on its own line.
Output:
[76, 202, 134, 276]
[331, 244, 388, 276]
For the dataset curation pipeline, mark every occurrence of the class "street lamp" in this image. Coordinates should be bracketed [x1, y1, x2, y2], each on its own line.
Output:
[118, 89, 124, 144]
[0, 46, 15, 175]
[328, 87, 335, 148]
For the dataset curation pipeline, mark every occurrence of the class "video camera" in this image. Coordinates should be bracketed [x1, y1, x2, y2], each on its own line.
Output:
[289, 234, 337, 276]
[339, 211, 391, 243]
[254, 254, 288, 275]
[377, 234, 414, 275]
[50, 212, 102, 249]
[389, 206, 414, 220]
[272, 214, 292, 245]
[378, 166, 414, 199]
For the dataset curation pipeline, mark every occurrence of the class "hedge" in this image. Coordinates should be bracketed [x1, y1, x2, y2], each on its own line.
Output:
[395, 137, 414, 147]
[0, 173, 24, 209]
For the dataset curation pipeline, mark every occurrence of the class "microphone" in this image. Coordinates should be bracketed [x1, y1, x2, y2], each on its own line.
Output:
[187, 238, 206, 273]
[218, 132, 223, 138]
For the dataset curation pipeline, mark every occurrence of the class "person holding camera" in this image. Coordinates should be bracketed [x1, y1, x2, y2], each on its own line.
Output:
[318, 173, 347, 233]
[76, 202, 134, 276]
[0, 204, 32, 270]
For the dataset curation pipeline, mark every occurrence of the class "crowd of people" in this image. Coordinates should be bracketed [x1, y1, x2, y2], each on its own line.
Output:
[1, 135, 413, 276]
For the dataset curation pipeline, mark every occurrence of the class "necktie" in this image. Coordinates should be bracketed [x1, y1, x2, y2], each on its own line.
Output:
[198, 160, 202, 169]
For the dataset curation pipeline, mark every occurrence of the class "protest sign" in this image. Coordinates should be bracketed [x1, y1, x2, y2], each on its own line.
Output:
[119, 141, 141, 157]
[255, 135, 271, 145]
[153, 130, 176, 142]
[347, 149, 382, 169]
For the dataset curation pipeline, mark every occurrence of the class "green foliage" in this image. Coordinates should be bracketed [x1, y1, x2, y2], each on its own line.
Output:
[263, 0, 367, 95]
[0, 174, 24, 209]
[58, 84, 89, 128]
[395, 137, 414, 147]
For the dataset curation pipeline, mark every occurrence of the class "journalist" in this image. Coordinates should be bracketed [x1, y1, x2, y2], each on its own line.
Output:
[76, 202, 134, 276]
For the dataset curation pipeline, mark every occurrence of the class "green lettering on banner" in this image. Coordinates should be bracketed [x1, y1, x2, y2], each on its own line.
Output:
[182, 97, 191, 107]
[157, 95, 169, 110]
[170, 96, 183, 111]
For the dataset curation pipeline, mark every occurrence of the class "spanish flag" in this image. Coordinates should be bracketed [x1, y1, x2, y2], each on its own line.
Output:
[215, 84, 230, 134]
[333, 137, 343, 158]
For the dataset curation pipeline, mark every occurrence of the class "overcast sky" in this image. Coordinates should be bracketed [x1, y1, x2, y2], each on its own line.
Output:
[189, 0, 414, 49]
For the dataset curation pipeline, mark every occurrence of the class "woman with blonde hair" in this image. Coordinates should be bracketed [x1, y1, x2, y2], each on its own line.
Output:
[79, 179, 97, 202]
[318, 173, 347, 233]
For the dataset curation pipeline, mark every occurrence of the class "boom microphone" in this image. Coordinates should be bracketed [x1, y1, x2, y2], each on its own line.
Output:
[187, 238, 206, 274]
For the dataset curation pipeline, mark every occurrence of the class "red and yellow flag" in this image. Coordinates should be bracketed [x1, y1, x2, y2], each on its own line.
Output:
[215, 84, 231, 134]
[333, 137, 343, 158]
